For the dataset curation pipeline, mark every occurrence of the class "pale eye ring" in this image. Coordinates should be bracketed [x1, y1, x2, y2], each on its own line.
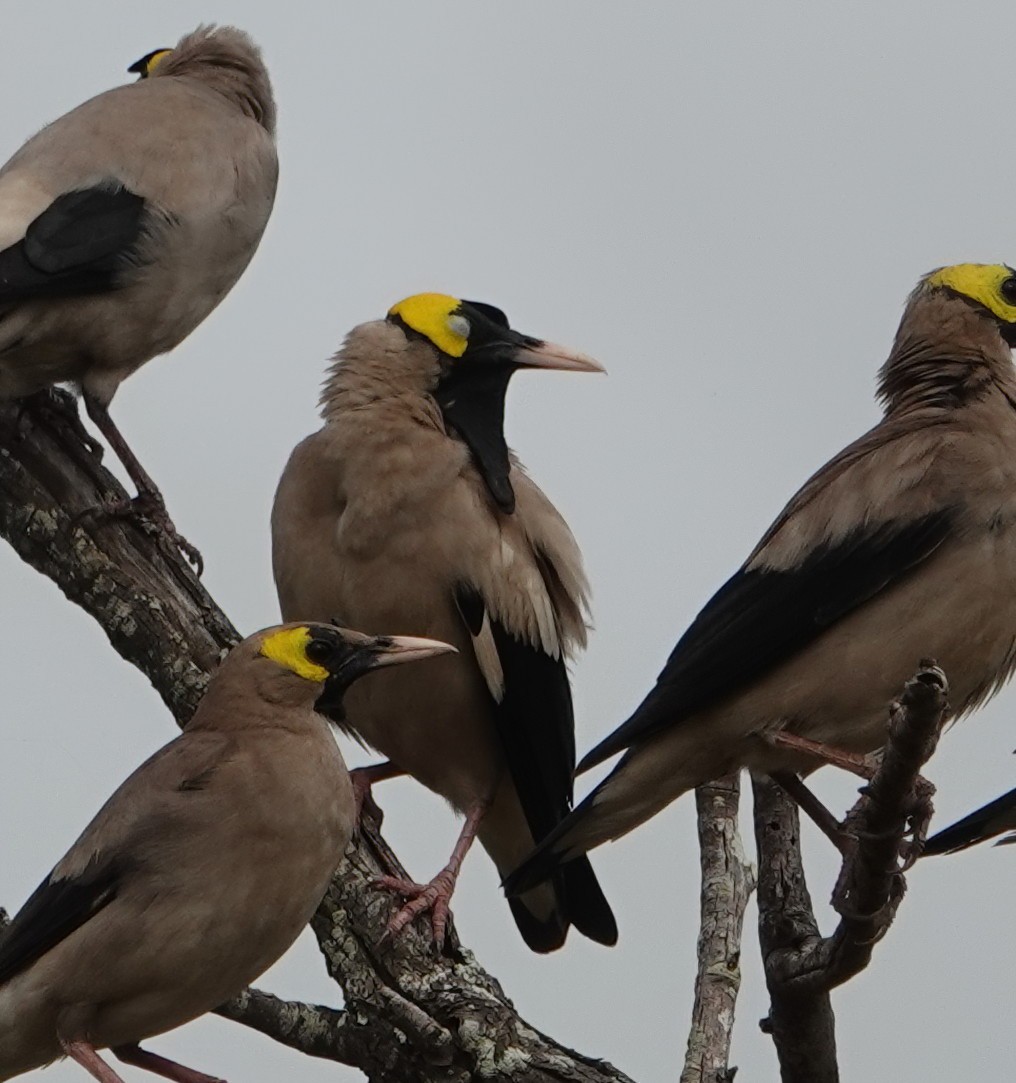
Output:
[448, 314, 470, 340]
[1000, 276, 1016, 305]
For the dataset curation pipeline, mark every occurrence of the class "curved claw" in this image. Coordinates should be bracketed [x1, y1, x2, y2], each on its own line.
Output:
[374, 871, 457, 950]
[125, 491, 203, 574]
[80, 490, 204, 575]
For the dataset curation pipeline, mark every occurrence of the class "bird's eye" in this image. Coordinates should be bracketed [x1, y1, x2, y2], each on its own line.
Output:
[1001, 277, 1016, 305]
[448, 314, 470, 340]
[305, 638, 334, 666]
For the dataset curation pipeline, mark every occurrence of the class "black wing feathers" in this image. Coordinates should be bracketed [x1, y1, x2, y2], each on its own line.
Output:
[488, 620, 576, 842]
[0, 184, 147, 302]
[579, 509, 955, 771]
[924, 787, 1016, 854]
[456, 584, 615, 946]
[453, 582, 485, 637]
[0, 855, 127, 985]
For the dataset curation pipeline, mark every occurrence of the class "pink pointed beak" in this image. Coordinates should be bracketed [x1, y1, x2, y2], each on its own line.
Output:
[368, 635, 457, 668]
[514, 340, 606, 374]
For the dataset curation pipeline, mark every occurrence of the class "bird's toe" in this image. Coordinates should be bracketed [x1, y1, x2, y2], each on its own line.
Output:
[374, 871, 457, 949]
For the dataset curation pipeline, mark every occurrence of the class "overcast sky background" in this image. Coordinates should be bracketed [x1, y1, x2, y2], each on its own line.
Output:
[2, 3, 1016, 1081]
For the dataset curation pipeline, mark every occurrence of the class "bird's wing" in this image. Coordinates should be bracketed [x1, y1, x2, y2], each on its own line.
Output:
[0, 853, 128, 985]
[0, 183, 149, 302]
[924, 787, 1016, 854]
[455, 580, 576, 843]
[455, 470, 589, 841]
[579, 418, 956, 771]
[0, 731, 227, 986]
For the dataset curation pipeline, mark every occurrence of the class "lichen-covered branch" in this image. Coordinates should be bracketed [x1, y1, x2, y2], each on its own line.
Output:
[215, 991, 354, 1061]
[752, 664, 948, 1083]
[0, 398, 634, 1083]
[681, 775, 755, 1083]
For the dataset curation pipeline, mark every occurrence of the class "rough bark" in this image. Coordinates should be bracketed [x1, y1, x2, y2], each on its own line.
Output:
[752, 664, 948, 1083]
[752, 780, 838, 1083]
[680, 776, 756, 1083]
[0, 396, 633, 1083]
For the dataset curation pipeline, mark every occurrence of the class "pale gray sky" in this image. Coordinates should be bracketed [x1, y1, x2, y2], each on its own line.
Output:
[2, 3, 1015, 1081]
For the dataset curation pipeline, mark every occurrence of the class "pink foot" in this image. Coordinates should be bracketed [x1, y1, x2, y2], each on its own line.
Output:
[102, 491, 204, 575]
[374, 868, 458, 949]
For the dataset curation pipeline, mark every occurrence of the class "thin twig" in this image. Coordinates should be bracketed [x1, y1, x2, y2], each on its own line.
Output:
[681, 775, 755, 1083]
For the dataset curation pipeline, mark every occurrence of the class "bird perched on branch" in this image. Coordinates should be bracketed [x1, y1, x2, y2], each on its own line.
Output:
[0, 622, 452, 1083]
[272, 293, 617, 952]
[0, 25, 279, 569]
[925, 786, 1016, 853]
[506, 263, 1016, 897]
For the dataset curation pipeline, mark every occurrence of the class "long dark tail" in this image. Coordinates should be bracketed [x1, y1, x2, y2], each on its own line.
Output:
[560, 852, 617, 945]
[924, 786, 1016, 854]
[502, 789, 602, 902]
[506, 849, 616, 952]
[481, 779, 616, 952]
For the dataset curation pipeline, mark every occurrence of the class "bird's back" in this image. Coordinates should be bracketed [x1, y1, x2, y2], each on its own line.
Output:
[0, 75, 278, 398]
[0, 717, 352, 1073]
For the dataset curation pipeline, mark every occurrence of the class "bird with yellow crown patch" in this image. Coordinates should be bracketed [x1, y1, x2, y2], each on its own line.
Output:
[0, 622, 452, 1083]
[506, 263, 1016, 896]
[271, 292, 617, 953]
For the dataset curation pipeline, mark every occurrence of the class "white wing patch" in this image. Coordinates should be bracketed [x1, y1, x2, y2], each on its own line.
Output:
[472, 609, 506, 702]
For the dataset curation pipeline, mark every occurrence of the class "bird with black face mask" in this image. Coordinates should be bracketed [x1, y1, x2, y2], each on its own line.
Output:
[505, 263, 1016, 898]
[0, 623, 452, 1083]
[272, 293, 617, 952]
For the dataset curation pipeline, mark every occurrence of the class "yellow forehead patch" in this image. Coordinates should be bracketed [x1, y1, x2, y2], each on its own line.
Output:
[388, 293, 468, 357]
[259, 626, 329, 682]
[130, 48, 172, 79]
[145, 49, 172, 74]
[926, 263, 1016, 323]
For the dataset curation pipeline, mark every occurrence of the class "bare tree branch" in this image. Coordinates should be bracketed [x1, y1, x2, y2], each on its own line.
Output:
[752, 663, 948, 1083]
[681, 775, 755, 1083]
[752, 778, 838, 1083]
[0, 397, 634, 1083]
[215, 991, 353, 1061]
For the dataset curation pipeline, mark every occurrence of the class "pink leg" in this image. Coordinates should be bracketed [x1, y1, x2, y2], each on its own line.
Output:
[113, 1043, 226, 1083]
[375, 798, 490, 950]
[766, 731, 879, 779]
[82, 394, 203, 574]
[771, 770, 854, 854]
[351, 760, 405, 823]
[59, 1039, 126, 1083]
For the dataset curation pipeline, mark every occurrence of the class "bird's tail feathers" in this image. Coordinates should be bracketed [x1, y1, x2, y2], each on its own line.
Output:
[481, 787, 616, 951]
[559, 853, 617, 946]
[507, 892, 568, 953]
[924, 786, 1016, 854]
[501, 789, 604, 900]
[505, 738, 709, 900]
